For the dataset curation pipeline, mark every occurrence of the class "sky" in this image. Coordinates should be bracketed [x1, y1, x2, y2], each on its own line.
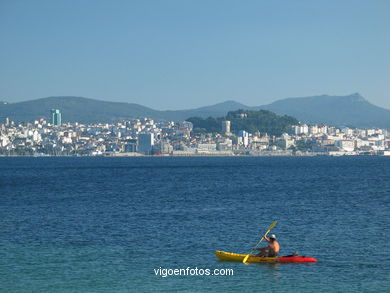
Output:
[0, 0, 389, 110]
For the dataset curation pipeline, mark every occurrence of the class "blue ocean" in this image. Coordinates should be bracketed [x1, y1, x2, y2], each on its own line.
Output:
[1, 157, 389, 292]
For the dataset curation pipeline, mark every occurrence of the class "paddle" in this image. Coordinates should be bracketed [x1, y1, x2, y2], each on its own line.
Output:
[242, 221, 277, 264]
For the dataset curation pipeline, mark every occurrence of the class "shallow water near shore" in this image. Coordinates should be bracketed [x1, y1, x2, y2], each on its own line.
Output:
[1, 156, 389, 292]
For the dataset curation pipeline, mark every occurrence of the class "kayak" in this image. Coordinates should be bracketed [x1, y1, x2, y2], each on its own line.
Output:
[215, 250, 317, 263]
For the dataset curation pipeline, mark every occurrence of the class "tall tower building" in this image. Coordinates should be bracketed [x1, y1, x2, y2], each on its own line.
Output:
[222, 120, 231, 135]
[138, 133, 154, 155]
[51, 109, 62, 126]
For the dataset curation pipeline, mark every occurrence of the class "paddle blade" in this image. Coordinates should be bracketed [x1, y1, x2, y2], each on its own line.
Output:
[242, 254, 251, 264]
[269, 221, 277, 231]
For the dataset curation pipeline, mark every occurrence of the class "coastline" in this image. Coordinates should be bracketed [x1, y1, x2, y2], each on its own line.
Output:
[1, 151, 389, 157]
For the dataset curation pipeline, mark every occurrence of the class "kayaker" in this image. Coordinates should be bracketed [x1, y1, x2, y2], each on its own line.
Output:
[253, 234, 280, 257]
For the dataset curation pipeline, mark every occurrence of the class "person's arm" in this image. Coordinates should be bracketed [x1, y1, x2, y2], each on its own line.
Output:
[264, 235, 271, 243]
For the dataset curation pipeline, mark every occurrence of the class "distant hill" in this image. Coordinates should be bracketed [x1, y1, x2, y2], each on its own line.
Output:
[257, 93, 390, 129]
[0, 96, 163, 123]
[0, 94, 389, 129]
[0, 97, 249, 124]
[163, 100, 251, 121]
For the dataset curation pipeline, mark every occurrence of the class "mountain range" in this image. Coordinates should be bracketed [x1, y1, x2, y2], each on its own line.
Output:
[0, 93, 389, 129]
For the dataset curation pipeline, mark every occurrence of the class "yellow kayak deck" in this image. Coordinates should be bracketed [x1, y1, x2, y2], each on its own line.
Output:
[215, 250, 278, 263]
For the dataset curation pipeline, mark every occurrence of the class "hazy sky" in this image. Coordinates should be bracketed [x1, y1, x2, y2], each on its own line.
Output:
[1, 0, 389, 110]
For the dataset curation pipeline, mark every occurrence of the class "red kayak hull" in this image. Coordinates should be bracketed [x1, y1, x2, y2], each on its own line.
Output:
[276, 256, 318, 263]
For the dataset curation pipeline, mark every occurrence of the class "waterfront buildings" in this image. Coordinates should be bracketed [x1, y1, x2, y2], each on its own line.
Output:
[0, 114, 389, 156]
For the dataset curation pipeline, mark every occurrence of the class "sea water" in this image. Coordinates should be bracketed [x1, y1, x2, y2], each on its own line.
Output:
[1, 156, 389, 292]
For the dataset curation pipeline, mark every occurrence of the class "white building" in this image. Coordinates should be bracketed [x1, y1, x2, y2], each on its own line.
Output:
[196, 143, 217, 151]
[238, 130, 249, 147]
[293, 124, 309, 135]
[309, 125, 318, 135]
[0, 135, 9, 147]
[335, 140, 355, 152]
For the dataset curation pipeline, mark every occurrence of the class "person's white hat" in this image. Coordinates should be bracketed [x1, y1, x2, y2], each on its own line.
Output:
[269, 234, 276, 239]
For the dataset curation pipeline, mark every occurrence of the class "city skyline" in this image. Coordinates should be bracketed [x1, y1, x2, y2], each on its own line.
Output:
[1, 0, 389, 109]
[1, 113, 389, 157]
